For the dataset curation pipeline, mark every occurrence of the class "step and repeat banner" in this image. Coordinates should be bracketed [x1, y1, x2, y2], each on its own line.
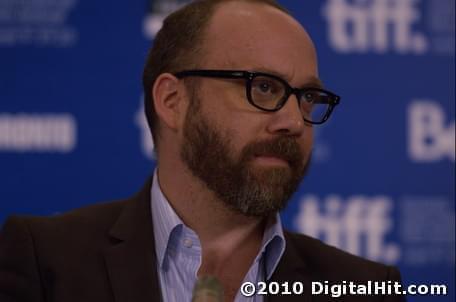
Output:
[0, 0, 454, 300]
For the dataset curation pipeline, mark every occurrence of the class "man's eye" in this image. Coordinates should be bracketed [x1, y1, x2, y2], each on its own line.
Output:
[259, 83, 272, 93]
[253, 80, 278, 94]
[304, 92, 316, 102]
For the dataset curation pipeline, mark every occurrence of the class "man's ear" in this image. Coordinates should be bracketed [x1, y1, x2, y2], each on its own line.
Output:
[152, 73, 185, 131]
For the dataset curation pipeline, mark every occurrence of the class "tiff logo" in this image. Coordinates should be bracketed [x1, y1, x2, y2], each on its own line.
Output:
[295, 195, 400, 263]
[408, 100, 455, 162]
[322, 0, 428, 54]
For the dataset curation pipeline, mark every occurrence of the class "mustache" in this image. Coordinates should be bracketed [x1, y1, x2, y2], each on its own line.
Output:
[240, 136, 304, 166]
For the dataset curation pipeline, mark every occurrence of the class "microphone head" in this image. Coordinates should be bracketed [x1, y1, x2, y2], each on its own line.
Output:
[191, 275, 224, 302]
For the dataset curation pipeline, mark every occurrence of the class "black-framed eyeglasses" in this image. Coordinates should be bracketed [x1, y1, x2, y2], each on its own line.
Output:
[174, 69, 340, 125]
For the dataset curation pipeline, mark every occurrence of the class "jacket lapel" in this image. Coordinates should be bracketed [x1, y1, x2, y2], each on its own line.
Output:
[102, 178, 318, 302]
[104, 178, 162, 302]
[267, 231, 313, 302]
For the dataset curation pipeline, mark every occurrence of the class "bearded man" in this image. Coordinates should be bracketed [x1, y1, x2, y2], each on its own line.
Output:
[0, 0, 405, 301]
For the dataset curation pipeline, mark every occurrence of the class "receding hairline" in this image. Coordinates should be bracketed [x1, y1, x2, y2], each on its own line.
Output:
[189, 0, 295, 66]
[196, 0, 318, 82]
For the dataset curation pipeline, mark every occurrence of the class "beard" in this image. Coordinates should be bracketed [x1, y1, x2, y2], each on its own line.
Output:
[180, 96, 311, 218]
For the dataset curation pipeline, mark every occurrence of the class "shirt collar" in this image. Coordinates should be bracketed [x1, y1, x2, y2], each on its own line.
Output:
[258, 212, 286, 280]
[150, 169, 286, 277]
[151, 169, 183, 268]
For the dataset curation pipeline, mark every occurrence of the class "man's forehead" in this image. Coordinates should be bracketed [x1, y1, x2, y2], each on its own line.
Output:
[201, 1, 318, 86]
[207, 1, 304, 40]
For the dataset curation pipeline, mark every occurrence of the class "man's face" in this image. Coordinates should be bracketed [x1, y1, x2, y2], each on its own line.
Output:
[179, 2, 318, 217]
[181, 89, 310, 217]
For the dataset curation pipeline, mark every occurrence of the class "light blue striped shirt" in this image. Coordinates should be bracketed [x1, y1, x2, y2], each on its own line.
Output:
[150, 171, 286, 302]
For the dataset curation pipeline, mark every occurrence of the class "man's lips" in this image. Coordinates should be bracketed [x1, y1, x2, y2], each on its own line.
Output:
[253, 154, 290, 166]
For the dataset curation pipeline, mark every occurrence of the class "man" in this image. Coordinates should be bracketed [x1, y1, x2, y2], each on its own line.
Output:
[0, 0, 405, 301]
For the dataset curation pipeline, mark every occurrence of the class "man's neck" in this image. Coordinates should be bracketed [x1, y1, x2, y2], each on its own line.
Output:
[156, 162, 265, 260]
[156, 160, 270, 300]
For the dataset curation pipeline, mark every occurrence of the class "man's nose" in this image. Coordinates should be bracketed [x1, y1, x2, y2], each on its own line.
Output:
[266, 95, 306, 136]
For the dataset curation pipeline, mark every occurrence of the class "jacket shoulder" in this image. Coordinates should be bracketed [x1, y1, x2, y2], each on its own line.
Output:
[11, 198, 126, 230]
[0, 199, 133, 302]
[2, 198, 132, 255]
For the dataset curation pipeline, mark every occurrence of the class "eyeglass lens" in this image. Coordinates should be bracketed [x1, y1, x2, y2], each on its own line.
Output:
[250, 75, 331, 123]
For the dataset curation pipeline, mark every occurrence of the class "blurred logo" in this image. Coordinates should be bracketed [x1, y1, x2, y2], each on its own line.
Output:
[295, 194, 400, 263]
[0, 113, 77, 152]
[322, 0, 428, 54]
[399, 196, 455, 266]
[0, 0, 78, 47]
[408, 100, 455, 162]
[143, 0, 192, 39]
[135, 97, 155, 160]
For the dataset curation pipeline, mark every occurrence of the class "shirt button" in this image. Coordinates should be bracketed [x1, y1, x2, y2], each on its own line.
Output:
[183, 238, 193, 248]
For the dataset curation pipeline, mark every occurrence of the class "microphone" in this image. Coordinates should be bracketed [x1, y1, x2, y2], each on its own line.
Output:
[191, 275, 224, 302]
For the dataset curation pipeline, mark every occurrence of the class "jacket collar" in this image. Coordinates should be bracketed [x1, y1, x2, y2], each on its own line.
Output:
[104, 177, 162, 302]
[267, 231, 313, 302]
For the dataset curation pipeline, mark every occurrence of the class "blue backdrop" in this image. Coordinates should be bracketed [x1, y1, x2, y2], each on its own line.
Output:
[1, 0, 454, 301]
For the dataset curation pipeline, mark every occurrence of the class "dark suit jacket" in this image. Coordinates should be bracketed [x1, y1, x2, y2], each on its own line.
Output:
[0, 179, 405, 302]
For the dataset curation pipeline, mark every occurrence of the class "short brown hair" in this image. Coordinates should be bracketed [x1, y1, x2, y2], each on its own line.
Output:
[142, 0, 290, 146]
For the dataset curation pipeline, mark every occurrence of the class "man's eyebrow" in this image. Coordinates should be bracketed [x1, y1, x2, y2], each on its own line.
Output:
[301, 76, 324, 89]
